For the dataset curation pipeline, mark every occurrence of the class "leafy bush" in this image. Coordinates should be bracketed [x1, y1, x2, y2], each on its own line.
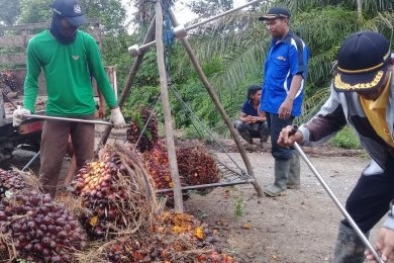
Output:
[329, 125, 361, 149]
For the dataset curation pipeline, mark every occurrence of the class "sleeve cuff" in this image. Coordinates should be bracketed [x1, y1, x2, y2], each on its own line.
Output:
[383, 216, 394, 230]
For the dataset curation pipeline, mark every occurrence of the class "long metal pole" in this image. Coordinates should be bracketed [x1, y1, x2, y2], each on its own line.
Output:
[135, 0, 263, 52]
[23, 113, 114, 126]
[155, 179, 254, 193]
[294, 142, 385, 263]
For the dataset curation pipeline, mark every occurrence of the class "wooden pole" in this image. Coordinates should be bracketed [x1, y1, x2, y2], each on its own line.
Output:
[155, 0, 184, 212]
[97, 18, 156, 151]
[168, 9, 263, 197]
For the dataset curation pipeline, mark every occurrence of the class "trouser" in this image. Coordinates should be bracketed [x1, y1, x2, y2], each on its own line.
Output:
[343, 159, 394, 232]
[234, 120, 269, 142]
[266, 113, 294, 160]
[39, 115, 95, 196]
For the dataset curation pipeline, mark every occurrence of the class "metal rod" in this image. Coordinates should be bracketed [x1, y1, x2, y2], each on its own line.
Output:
[21, 150, 40, 171]
[155, 179, 254, 193]
[294, 142, 385, 263]
[23, 113, 114, 126]
[185, 0, 263, 31]
[136, 0, 263, 53]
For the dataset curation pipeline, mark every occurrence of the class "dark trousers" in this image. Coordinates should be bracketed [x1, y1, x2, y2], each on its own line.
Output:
[343, 159, 394, 232]
[267, 113, 294, 160]
[39, 115, 95, 196]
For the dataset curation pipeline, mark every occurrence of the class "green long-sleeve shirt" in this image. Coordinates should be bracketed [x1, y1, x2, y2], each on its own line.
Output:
[24, 30, 117, 116]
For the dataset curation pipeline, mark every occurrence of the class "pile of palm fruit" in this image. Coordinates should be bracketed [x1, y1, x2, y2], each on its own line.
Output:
[0, 144, 237, 263]
[0, 191, 87, 262]
[0, 169, 30, 201]
[127, 106, 220, 196]
[85, 211, 237, 263]
[70, 143, 157, 239]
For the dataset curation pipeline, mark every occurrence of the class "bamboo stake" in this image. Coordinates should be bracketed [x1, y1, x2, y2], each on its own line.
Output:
[168, 9, 263, 197]
[155, 0, 184, 212]
[96, 17, 156, 152]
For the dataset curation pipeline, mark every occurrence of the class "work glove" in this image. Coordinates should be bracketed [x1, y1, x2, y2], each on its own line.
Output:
[13, 107, 31, 127]
[110, 107, 126, 129]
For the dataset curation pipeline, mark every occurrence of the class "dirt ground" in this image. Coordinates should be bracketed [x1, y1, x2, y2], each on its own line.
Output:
[9, 136, 378, 263]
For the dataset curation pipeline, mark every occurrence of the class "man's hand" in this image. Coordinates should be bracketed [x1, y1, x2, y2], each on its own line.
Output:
[13, 107, 31, 127]
[365, 227, 394, 262]
[278, 125, 303, 147]
[110, 107, 126, 129]
[278, 98, 293, 119]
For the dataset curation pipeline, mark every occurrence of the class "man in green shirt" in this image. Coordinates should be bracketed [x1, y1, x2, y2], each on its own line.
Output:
[13, 0, 126, 197]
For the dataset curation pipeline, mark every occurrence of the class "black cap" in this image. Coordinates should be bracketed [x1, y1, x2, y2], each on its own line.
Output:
[51, 0, 87, 27]
[258, 6, 291, 21]
[333, 31, 391, 93]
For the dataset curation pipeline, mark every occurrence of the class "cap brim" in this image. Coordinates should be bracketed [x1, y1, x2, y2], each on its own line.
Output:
[258, 15, 279, 21]
[258, 14, 288, 21]
[333, 64, 388, 92]
[66, 15, 87, 27]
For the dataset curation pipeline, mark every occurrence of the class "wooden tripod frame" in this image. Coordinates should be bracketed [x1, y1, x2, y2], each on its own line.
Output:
[98, 0, 264, 212]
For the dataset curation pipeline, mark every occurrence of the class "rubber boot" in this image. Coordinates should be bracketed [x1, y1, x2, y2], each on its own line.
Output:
[332, 222, 368, 263]
[287, 151, 300, 189]
[263, 159, 291, 197]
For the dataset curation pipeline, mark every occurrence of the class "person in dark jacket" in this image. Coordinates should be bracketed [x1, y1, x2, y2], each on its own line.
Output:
[278, 31, 394, 263]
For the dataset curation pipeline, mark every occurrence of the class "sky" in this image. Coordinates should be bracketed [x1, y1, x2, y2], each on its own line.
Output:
[121, 0, 248, 32]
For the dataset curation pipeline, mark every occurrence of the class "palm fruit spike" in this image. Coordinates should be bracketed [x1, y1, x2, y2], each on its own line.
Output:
[176, 140, 220, 186]
[0, 191, 87, 263]
[127, 106, 159, 152]
[0, 169, 29, 201]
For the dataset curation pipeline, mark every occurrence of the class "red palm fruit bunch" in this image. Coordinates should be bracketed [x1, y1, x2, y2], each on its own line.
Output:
[127, 106, 159, 153]
[0, 169, 30, 201]
[143, 142, 189, 204]
[0, 191, 87, 263]
[176, 140, 220, 187]
[143, 142, 174, 190]
[71, 144, 157, 240]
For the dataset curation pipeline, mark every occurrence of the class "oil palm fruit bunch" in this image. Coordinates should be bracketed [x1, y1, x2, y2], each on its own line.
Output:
[176, 141, 220, 187]
[0, 191, 87, 263]
[71, 160, 123, 238]
[126, 106, 159, 153]
[71, 145, 156, 240]
[143, 143, 174, 190]
[143, 142, 189, 204]
[0, 169, 29, 201]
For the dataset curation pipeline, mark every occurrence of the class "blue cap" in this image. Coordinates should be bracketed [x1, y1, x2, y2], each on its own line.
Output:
[51, 0, 87, 27]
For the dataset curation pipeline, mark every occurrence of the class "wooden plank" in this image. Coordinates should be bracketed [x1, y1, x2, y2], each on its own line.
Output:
[0, 53, 26, 65]
[155, 1, 184, 212]
[0, 35, 34, 48]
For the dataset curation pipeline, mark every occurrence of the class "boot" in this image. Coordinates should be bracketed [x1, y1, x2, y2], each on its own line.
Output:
[263, 159, 291, 197]
[332, 222, 368, 263]
[287, 151, 300, 189]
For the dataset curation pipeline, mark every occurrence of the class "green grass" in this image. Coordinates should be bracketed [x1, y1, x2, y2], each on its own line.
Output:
[329, 125, 361, 149]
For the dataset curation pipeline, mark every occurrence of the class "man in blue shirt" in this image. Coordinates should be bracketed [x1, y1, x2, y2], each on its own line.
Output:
[234, 85, 269, 145]
[259, 6, 309, 196]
